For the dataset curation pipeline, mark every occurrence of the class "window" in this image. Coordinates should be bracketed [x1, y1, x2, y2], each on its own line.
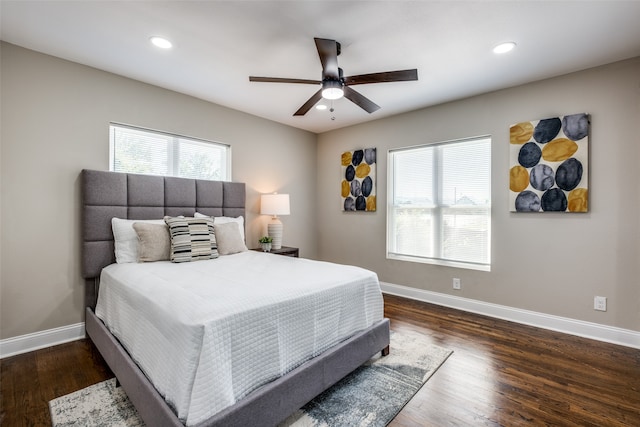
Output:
[387, 136, 491, 271]
[109, 124, 230, 181]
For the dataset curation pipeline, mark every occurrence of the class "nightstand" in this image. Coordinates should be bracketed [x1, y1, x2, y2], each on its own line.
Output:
[252, 246, 299, 257]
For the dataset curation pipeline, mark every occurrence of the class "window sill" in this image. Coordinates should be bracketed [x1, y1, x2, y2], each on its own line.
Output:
[386, 253, 491, 272]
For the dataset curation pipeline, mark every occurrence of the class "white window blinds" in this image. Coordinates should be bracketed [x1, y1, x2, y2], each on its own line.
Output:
[388, 136, 491, 270]
[109, 124, 230, 181]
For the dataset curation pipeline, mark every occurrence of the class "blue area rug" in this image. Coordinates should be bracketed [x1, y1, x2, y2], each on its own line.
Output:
[50, 330, 452, 427]
[280, 329, 452, 426]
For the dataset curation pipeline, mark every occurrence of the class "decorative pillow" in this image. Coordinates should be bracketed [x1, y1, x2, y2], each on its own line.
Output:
[133, 222, 170, 262]
[195, 212, 245, 242]
[164, 216, 219, 262]
[214, 222, 248, 255]
[111, 218, 165, 263]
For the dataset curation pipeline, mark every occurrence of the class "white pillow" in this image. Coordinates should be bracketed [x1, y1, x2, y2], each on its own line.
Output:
[195, 213, 245, 241]
[111, 218, 165, 263]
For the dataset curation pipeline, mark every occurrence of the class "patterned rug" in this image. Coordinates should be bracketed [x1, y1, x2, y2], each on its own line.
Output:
[50, 330, 452, 427]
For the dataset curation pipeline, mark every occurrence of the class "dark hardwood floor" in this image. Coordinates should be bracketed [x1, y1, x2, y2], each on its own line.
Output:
[1, 336, 112, 426]
[2, 294, 639, 426]
[384, 295, 640, 427]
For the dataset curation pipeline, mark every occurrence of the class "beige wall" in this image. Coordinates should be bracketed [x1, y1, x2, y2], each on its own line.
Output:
[0, 43, 317, 339]
[2, 41, 638, 341]
[317, 57, 640, 332]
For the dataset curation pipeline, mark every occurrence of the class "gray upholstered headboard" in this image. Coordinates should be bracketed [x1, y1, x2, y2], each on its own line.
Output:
[81, 168, 246, 285]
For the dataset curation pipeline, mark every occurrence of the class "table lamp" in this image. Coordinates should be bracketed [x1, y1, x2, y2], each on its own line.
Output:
[260, 193, 290, 250]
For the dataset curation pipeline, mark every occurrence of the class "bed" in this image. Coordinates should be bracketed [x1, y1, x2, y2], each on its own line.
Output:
[80, 169, 390, 427]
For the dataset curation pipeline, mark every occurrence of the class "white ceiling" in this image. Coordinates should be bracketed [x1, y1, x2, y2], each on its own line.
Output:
[2, 1, 640, 134]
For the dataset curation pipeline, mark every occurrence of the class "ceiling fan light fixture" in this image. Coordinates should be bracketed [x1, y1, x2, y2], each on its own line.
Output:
[321, 80, 344, 100]
[316, 104, 328, 110]
[322, 88, 343, 100]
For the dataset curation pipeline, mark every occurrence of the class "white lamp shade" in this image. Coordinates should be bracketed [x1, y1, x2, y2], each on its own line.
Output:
[260, 194, 290, 216]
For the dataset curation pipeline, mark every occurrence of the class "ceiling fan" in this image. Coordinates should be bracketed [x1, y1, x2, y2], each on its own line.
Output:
[249, 38, 418, 116]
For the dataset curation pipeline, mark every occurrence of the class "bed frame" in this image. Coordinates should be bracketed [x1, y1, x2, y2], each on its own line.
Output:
[80, 169, 390, 427]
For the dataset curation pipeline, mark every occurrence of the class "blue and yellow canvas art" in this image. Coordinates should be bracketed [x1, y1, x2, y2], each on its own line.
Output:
[341, 148, 376, 211]
[509, 113, 589, 212]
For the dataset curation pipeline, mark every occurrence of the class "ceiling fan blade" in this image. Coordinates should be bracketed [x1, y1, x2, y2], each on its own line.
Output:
[343, 86, 380, 114]
[314, 38, 339, 80]
[344, 69, 418, 85]
[294, 89, 323, 116]
[249, 76, 321, 85]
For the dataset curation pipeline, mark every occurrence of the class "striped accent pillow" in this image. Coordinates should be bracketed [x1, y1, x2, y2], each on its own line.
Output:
[164, 216, 219, 263]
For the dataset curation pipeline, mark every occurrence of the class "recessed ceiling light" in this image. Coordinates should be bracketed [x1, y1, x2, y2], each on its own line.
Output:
[316, 105, 328, 110]
[493, 42, 516, 54]
[150, 36, 172, 49]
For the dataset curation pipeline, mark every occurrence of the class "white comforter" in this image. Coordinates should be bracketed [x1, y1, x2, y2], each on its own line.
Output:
[95, 251, 384, 426]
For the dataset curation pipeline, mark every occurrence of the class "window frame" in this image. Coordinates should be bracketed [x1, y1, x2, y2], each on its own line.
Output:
[386, 135, 492, 272]
[109, 123, 231, 181]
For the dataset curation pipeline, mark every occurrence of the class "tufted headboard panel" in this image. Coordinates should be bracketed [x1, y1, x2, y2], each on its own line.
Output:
[81, 169, 246, 280]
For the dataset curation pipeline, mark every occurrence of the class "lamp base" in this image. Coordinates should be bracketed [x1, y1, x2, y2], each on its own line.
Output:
[267, 217, 283, 250]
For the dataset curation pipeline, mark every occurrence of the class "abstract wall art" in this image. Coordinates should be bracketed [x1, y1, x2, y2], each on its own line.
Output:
[509, 113, 589, 212]
[341, 147, 376, 211]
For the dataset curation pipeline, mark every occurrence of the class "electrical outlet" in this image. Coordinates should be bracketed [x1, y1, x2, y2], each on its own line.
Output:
[453, 278, 461, 290]
[594, 296, 607, 312]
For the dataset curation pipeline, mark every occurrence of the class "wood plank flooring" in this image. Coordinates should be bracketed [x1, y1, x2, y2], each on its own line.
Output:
[384, 295, 640, 427]
[2, 294, 639, 426]
[1, 337, 112, 426]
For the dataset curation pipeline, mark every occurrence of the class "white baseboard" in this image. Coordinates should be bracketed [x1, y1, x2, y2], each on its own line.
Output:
[2, 285, 639, 358]
[0, 323, 85, 359]
[380, 282, 640, 350]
